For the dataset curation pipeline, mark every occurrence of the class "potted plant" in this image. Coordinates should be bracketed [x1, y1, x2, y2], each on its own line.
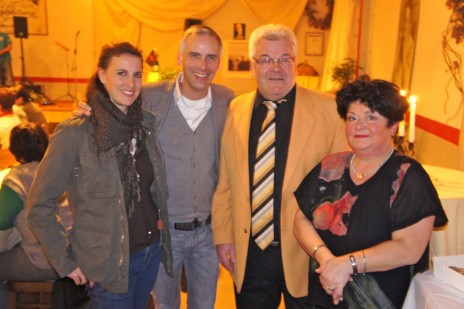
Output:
[331, 58, 363, 88]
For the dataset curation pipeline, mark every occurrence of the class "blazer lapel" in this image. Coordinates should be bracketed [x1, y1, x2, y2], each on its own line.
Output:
[233, 92, 256, 198]
[283, 87, 315, 191]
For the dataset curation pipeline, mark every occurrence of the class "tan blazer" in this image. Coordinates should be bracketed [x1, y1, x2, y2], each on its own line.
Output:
[212, 86, 348, 297]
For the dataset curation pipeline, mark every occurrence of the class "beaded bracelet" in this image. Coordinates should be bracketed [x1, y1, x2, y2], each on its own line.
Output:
[349, 254, 358, 275]
[361, 250, 367, 275]
[312, 244, 326, 257]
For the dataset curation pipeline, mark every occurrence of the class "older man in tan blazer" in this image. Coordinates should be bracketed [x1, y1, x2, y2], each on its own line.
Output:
[212, 24, 348, 308]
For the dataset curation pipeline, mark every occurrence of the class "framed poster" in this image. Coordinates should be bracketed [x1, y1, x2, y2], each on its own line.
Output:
[233, 23, 245, 40]
[0, 0, 48, 36]
[305, 32, 324, 56]
[222, 40, 251, 78]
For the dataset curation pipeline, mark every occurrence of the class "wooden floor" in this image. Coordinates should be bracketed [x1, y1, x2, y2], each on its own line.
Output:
[179, 266, 285, 309]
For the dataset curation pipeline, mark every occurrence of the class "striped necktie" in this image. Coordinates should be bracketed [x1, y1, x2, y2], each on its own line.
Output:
[251, 99, 285, 250]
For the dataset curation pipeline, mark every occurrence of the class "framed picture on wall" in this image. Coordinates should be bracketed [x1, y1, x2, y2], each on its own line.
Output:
[0, 0, 48, 35]
[222, 40, 251, 78]
[305, 32, 324, 56]
[233, 23, 246, 40]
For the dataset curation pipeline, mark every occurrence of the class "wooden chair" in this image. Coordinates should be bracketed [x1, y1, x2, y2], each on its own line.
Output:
[7, 281, 54, 309]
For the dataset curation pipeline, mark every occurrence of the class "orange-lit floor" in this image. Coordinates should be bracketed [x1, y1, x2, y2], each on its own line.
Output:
[178, 266, 285, 309]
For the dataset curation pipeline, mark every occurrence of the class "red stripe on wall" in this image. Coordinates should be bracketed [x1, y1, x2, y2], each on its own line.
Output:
[406, 111, 460, 145]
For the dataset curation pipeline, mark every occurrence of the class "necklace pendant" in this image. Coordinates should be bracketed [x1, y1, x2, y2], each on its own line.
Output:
[356, 173, 364, 179]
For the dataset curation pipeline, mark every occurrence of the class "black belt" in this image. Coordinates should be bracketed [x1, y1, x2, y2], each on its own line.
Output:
[173, 215, 211, 231]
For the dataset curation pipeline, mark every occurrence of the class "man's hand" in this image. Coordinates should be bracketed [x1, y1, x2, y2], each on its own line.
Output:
[67, 267, 94, 288]
[216, 243, 236, 273]
[72, 101, 92, 117]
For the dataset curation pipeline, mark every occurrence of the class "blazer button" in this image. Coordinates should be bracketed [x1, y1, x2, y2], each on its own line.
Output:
[244, 228, 248, 234]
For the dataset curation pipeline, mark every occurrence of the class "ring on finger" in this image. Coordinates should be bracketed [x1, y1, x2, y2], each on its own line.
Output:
[326, 286, 334, 291]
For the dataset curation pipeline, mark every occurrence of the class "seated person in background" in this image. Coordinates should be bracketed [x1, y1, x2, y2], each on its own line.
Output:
[293, 79, 448, 308]
[12, 86, 49, 133]
[0, 91, 21, 149]
[0, 123, 72, 308]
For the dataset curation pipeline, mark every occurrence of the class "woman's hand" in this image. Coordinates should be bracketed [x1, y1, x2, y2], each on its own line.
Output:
[72, 101, 92, 117]
[67, 267, 94, 288]
[316, 255, 352, 305]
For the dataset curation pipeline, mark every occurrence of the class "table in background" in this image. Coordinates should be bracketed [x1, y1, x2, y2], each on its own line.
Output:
[0, 148, 16, 170]
[403, 270, 464, 308]
[423, 165, 464, 258]
[40, 101, 75, 134]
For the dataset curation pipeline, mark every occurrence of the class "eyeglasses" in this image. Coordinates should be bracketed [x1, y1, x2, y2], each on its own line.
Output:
[253, 57, 295, 68]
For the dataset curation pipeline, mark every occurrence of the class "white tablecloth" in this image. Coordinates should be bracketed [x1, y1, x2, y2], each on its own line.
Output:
[423, 165, 464, 257]
[403, 270, 464, 308]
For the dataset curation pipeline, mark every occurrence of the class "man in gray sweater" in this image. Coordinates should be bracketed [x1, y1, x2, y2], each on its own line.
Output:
[142, 25, 234, 309]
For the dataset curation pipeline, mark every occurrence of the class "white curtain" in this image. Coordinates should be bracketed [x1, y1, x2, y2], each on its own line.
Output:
[320, 0, 361, 92]
[239, 0, 307, 29]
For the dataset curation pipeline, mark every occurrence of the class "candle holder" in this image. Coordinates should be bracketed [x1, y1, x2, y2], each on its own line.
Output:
[408, 142, 415, 156]
[394, 135, 415, 156]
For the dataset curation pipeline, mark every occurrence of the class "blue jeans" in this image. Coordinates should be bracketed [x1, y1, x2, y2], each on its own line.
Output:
[86, 241, 161, 309]
[154, 225, 218, 309]
[0, 60, 14, 87]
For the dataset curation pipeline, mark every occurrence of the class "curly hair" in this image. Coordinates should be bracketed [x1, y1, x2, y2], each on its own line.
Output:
[335, 79, 409, 127]
[9, 122, 49, 163]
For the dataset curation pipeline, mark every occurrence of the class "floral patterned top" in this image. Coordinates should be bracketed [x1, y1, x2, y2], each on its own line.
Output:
[295, 150, 448, 308]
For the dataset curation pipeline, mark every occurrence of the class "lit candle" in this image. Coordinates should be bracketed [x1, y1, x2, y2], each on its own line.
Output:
[408, 96, 416, 143]
[398, 121, 405, 137]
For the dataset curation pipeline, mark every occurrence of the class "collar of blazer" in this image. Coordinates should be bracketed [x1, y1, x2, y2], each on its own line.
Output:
[231, 86, 317, 195]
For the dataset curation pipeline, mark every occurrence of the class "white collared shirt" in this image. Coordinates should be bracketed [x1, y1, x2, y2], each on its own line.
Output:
[174, 73, 212, 131]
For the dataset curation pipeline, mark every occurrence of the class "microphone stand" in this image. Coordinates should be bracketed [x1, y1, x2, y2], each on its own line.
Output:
[71, 31, 80, 99]
[53, 42, 75, 102]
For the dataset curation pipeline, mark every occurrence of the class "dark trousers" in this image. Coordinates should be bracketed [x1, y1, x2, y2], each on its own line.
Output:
[234, 238, 311, 309]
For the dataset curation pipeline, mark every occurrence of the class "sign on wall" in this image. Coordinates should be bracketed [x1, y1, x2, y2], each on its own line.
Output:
[0, 0, 48, 36]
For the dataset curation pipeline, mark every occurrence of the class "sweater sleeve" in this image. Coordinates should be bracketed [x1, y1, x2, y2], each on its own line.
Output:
[0, 185, 24, 230]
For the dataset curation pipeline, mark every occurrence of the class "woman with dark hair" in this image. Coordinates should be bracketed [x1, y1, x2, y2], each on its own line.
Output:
[27, 42, 172, 308]
[0, 123, 71, 307]
[293, 79, 447, 308]
[0, 91, 21, 149]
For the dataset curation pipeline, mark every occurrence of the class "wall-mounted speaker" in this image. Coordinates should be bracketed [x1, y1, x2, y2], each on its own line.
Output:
[13, 16, 28, 39]
[184, 18, 202, 30]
